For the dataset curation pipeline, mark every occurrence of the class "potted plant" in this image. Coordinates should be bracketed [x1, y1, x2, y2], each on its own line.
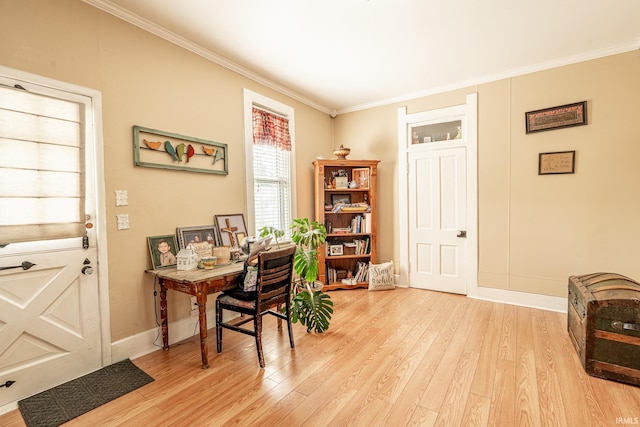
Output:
[289, 218, 333, 333]
[260, 220, 333, 333]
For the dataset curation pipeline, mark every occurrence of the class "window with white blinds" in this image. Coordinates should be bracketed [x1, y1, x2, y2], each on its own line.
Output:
[252, 143, 292, 237]
[243, 89, 296, 239]
[0, 85, 86, 244]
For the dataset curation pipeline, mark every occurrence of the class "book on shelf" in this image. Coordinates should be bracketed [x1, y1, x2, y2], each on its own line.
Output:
[332, 227, 351, 234]
[363, 212, 371, 233]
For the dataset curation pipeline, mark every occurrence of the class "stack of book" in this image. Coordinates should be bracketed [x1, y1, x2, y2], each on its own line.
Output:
[352, 261, 369, 282]
[331, 202, 369, 213]
[352, 237, 370, 255]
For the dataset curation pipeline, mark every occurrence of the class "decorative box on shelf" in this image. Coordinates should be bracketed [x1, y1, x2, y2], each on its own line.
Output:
[176, 248, 198, 271]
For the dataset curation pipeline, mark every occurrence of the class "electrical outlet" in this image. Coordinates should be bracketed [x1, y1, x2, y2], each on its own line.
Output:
[189, 297, 198, 317]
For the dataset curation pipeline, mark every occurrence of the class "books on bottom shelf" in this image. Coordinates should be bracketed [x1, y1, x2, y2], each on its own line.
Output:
[328, 261, 369, 285]
[353, 261, 369, 282]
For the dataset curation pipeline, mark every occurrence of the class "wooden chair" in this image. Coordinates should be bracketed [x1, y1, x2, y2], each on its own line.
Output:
[215, 245, 296, 368]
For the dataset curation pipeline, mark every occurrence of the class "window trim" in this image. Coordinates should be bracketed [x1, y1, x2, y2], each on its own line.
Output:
[243, 89, 297, 237]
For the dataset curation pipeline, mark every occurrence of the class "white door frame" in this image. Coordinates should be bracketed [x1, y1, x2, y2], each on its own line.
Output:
[397, 93, 478, 291]
[0, 66, 112, 367]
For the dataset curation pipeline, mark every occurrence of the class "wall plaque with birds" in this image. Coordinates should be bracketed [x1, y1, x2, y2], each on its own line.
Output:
[133, 125, 228, 174]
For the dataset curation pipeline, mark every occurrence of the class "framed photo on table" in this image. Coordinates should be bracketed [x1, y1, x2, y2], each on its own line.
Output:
[147, 234, 179, 269]
[176, 225, 218, 249]
[214, 214, 247, 248]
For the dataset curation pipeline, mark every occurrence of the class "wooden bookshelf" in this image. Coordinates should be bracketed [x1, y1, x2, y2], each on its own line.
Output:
[313, 159, 379, 290]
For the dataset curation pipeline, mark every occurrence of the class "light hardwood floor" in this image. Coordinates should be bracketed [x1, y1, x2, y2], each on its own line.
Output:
[2, 287, 639, 426]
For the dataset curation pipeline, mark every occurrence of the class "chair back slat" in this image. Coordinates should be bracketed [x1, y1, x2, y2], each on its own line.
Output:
[256, 246, 295, 305]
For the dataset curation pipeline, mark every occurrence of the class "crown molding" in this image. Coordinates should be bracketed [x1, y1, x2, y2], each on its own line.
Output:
[82, 0, 332, 115]
[83, 1, 638, 117]
[338, 40, 640, 115]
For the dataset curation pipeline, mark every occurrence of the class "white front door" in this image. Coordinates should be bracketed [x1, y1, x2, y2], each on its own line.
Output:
[408, 147, 467, 294]
[0, 71, 106, 409]
[0, 247, 101, 407]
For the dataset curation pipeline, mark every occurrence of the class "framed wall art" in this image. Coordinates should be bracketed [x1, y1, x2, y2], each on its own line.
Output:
[176, 225, 218, 249]
[147, 234, 179, 269]
[538, 151, 576, 175]
[525, 101, 587, 134]
[214, 214, 247, 248]
[133, 125, 228, 175]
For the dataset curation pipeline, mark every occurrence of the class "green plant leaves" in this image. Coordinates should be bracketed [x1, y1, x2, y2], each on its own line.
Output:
[291, 289, 334, 333]
[258, 226, 284, 249]
[287, 217, 333, 333]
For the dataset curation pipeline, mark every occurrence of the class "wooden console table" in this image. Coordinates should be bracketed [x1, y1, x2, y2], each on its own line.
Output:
[147, 263, 244, 368]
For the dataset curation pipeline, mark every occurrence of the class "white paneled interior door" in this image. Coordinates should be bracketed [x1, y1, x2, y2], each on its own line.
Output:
[408, 146, 467, 294]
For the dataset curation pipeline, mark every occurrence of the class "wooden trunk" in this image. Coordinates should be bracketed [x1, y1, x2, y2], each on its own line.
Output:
[567, 272, 640, 386]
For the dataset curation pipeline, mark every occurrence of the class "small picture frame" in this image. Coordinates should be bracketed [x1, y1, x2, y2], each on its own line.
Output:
[147, 234, 179, 270]
[331, 194, 351, 205]
[235, 232, 246, 245]
[538, 151, 576, 175]
[176, 225, 218, 249]
[525, 101, 587, 134]
[328, 244, 343, 256]
[352, 168, 370, 189]
[214, 214, 247, 248]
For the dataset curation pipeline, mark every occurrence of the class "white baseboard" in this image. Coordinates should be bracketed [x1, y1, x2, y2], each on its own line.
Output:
[394, 274, 566, 313]
[111, 307, 218, 362]
[467, 286, 567, 313]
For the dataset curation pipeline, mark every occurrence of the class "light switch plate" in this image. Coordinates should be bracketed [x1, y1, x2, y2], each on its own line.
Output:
[115, 190, 128, 206]
[116, 214, 130, 230]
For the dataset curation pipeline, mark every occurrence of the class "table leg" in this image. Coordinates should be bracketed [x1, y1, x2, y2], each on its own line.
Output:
[197, 293, 209, 368]
[160, 279, 169, 350]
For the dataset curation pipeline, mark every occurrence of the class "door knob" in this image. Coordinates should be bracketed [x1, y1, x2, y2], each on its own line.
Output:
[457, 230, 467, 238]
[81, 266, 94, 275]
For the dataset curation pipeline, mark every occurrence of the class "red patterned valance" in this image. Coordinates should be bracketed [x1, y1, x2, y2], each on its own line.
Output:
[252, 107, 291, 151]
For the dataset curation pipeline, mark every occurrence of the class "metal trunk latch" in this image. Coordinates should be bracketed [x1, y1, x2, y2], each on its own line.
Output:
[612, 321, 640, 332]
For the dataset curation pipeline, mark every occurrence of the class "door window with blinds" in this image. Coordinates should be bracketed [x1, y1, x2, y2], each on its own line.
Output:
[243, 89, 296, 239]
[0, 85, 86, 245]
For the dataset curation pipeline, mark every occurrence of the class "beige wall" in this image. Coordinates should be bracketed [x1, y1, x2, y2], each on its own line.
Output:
[0, 0, 333, 341]
[334, 50, 640, 298]
[2, 0, 639, 345]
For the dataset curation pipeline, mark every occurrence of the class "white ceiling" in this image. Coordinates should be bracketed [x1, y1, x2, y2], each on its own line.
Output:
[86, 0, 640, 115]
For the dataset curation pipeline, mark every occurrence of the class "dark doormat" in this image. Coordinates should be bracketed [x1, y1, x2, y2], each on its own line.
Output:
[18, 358, 154, 427]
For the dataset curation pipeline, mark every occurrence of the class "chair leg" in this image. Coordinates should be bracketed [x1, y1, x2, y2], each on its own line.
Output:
[276, 303, 282, 330]
[216, 299, 222, 353]
[255, 314, 265, 368]
[286, 300, 295, 349]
